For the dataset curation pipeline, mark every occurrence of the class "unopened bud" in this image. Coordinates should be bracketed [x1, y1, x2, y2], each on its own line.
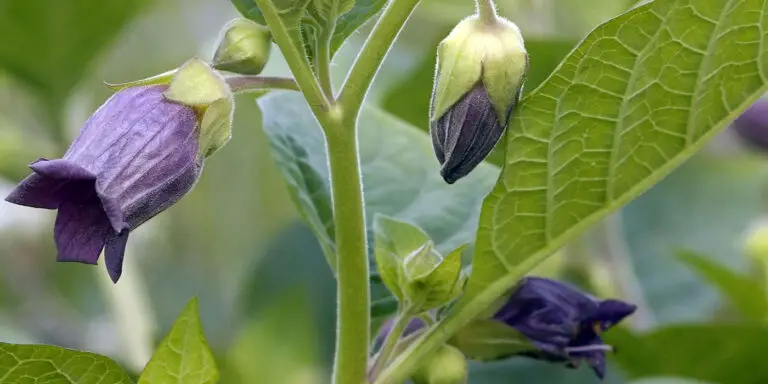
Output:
[411, 345, 468, 384]
[430, 15, 527, 183]
[213, 18, 272, 75]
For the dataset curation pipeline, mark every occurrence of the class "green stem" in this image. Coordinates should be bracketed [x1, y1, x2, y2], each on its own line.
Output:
[225, 76, 300, 93]
[325, 118, 371, 384]
[316, 20, 336, 98]
[252, 0, 330, 113]
[370, 308, 413, 380]
[475, 0, 499, 25]
[337, 0, 422, 120]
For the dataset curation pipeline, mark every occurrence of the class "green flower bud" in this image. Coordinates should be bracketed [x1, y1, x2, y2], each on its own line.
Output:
[412, 345, 468, 384]
[212, 18, 272, 75]
[430, 15, 527, 183]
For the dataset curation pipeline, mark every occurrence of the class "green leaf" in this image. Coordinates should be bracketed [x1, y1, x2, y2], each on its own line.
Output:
[449, 319, 534, 361]
[231, 0, 386, 57]
[259, 91, 496, 267]
[609, 324, 768, 383]
[0, 343, 133, 383]
[0, 0, 150, 138]
[382, 36, 576, 167]
[258, 92, 497, 318]
[138, 298, 219, 384]
[457, 0, 768, 324]
[677, 250, 768, 321]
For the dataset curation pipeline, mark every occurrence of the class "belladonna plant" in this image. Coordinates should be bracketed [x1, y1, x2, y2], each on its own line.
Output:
[1, 0, 766, 381]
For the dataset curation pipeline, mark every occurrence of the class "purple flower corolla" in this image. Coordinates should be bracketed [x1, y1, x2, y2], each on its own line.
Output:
[5, 85, 202, 283]
[494, 277, 636, 379]
[733, 98, 768, 150]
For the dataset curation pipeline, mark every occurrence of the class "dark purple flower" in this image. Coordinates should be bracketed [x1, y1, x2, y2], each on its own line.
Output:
[493, 277, 636, 379]
[733, 98, 768, 150]
[6, 85, 202, 283]
[431, 84, 508, 184]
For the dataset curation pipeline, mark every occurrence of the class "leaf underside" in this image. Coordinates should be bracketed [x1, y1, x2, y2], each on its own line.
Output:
[460, 0, 768, 317]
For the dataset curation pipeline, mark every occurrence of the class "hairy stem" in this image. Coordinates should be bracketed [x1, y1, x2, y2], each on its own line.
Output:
[225, 76, 300, 93]
[474, 0, 499, 24]
[316, 20, 336, 98]
[325, 118, 371, 384]
[337, 0, 422, 120]
[252, 0, 330, 113]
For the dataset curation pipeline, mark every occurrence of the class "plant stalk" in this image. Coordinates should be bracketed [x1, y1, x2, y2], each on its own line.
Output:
[475, 0, 499, 24]
[337, 0, 422, 119]
[325, 118, 371, 384]
[225, 76, 300, 93]
[316, 19, 336, 98]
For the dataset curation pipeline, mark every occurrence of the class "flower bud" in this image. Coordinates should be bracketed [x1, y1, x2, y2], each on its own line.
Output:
[411, 345, 468, 384]
[430, 15, 528, 184]
[733, 97, 768, 150]
[212, 18, 272, 75]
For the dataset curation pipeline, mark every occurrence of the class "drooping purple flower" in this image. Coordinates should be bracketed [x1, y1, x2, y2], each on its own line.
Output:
[6, 85, 202, 283]
[493, 277, 636, 379]
[732, 98, 768, 150]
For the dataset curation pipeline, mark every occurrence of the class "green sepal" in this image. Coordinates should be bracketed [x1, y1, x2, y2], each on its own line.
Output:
[448, 319, 535, 361]
[431, 18, 483, 122]
[105, 68, 176, 91]
[373, 214, 466, 312]
[406, 245, 466, 311]
[373, 214, 432, 302]
[213, 18, 272, 75]
[431, 16, 528, 125]
[480, 19, 528, 123]
[164, 58, 235, 158]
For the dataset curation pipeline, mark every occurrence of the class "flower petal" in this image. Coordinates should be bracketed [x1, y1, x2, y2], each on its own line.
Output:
[592, 299, 637, 331]
[105, 230, 129, 283]
[5, 159, 97, 209]
[54, 191, 110, 265]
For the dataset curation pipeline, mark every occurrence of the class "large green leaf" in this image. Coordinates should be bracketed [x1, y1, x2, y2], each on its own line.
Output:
[609, 324, 768, 383]
[0, 0, 150, 138]
[0, 343, 133, 383]
[457, 0, 768, 326]
[138, 298, 219, 384]
[258, 91, 497, 267]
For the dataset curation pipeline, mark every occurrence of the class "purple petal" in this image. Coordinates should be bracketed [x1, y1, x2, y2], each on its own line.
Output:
[5, 158, 97, 209]
[105, 230, 129, 283]
[54, 194, 110, 265]
[6, 173, 66, 209]
[592, 299, 637, 331]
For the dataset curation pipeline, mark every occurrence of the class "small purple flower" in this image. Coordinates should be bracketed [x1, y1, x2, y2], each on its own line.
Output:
[494, 277, 636, 379]
[732, 98, 768, 150]
[5, 85, 202, 283]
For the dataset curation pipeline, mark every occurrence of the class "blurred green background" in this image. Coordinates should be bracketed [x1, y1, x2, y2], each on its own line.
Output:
[1, 0, 768, 383]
